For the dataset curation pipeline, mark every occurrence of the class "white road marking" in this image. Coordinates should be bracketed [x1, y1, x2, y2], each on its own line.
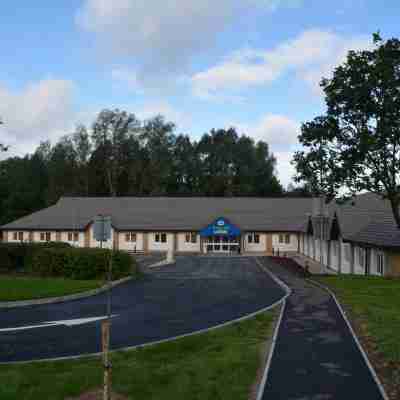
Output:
[0, 315, 118, 333]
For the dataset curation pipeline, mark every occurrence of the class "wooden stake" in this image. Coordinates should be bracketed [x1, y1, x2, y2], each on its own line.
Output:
[102, 319, 112, 400]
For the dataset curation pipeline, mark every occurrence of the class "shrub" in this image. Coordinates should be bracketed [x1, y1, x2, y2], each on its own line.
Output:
[29, 248, 135, 280]
[0, 242, 71, 273]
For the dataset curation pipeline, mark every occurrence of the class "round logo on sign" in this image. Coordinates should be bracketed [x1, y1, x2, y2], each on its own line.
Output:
[217, 219, 225, 226]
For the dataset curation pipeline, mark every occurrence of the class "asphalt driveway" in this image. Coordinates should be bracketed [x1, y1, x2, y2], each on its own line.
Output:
[0, 256, 285, 362]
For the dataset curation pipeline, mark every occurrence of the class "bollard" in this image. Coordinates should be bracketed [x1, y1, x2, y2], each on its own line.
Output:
[305, 261, 310, 277]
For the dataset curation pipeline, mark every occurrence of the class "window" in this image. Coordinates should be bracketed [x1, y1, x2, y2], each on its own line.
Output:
[285, 234, 290, 244]
[344, 244, 351, 262]
[279, 234, 284, 244]
[13, 232, 18, 240]
[125, 232, 136, 242]
[155, 233, 167, 243]
[68, 232, 73, 241]
[185, 232, 197, 243]
[248, 233, 260, 244]
[333, 242, 337, 256]
[358, 247, 365, 266]
[40, 232, 45, 241]
[45, 232, 51, 242]
[377, 252, 384, 275]
[73, 232, 79, 242]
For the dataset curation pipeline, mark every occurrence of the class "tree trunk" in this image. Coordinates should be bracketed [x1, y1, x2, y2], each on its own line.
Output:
[389, 196, 400, 229]
[106, 169, 116, 197]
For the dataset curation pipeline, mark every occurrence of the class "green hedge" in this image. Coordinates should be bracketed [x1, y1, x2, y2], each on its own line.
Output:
[0, 242, 71, 272]
[29, 248, 134, 280]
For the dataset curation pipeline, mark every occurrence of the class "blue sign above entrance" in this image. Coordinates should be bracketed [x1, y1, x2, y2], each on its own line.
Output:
[200, 217, 241, 237]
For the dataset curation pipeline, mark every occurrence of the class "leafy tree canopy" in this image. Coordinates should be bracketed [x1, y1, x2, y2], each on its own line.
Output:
[0, 110, 283, 224]
[293, 33, 400, 226]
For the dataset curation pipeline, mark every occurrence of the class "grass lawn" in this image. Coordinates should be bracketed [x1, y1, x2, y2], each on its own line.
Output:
[0, 310, 276, 400]
[316, 275, 400, 398]
[0, 276, 103, 302]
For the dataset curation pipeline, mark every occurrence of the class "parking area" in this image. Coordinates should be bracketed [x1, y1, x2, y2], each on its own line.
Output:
[0, 256, 285, 362]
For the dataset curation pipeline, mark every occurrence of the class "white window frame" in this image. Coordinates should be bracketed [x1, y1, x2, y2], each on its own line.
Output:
[377, 251, 384, 275]
[358, 247, 365, 266]
[125, 232, 137, 242]
[344, 244, 351, 262]
[155, 232, 167, 243]
[185, 232, 197, 244]
[248, 233, 260, 244]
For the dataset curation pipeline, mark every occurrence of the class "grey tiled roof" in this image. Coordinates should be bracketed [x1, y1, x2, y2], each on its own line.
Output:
[3, 193, 400, 249]
[1, 196, 315, 232]
[328, 193, 400, 249]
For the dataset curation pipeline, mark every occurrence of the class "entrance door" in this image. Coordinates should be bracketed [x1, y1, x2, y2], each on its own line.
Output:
[206, 235, 239, 253]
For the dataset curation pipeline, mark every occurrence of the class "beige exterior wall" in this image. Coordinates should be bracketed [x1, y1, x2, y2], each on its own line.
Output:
[272, 233, 298, 252]
[59, 231, 85, 247]
[7, 230, 31, 243]
[117, 232, 144, 251]
[387, 251, 400, 277]
[176, 233, 201, 252]
[148, 232, 174, 252]
[243, 232, 267, 252]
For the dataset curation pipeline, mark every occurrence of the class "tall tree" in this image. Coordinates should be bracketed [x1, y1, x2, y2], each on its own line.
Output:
[91, 109, 140, 196]
[46, 135, 78, 203]
[73, 125, 92, 196]
[293, 116, 341, 201]
[293, 33, 400, 227]
[140, 115, 176, 195]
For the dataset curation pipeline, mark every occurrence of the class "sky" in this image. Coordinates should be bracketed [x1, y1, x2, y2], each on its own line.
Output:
[1, 1, 400, 187]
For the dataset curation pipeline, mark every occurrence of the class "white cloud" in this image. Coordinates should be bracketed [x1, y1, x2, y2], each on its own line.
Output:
[135, 101, 193, 134]
[0, 79, 76, 156]
[77, 0, 303, 84]
[111, 68, 141, 92]
[274, 150, 297, 187]
[190, 29, 371, 100]
[237, 113, 300, 148]
[234, 113, 300, 186]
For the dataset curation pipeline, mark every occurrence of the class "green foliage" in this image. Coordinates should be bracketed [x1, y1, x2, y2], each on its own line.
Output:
[0, 111, 284, 226]
[29, 247, 134, 280]
[293, 33, 400, 226]
[0, 242, 70, 273]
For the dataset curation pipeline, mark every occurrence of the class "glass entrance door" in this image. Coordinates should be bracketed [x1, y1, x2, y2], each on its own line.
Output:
[206, 236, 240, 253]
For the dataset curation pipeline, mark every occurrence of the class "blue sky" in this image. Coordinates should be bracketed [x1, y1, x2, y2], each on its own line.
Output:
[1, 0, 400, 187]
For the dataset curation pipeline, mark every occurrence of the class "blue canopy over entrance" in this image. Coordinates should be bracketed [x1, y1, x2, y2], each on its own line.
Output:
[200, 217, 241, 238]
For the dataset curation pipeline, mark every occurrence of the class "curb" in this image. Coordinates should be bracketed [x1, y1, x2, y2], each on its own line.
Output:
[0, 276, 133, 309]
[0, 294, 288, 365]
[0, 257, 289, 365]
[254, 258, 292, 400]
[256, 300, 286, 400]
[307, 278, 389, 400]
[148, 258, 176, 268]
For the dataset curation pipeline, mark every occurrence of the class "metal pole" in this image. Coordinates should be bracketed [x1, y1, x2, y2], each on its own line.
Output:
[103, 215, 112, 400]
[320, 195, 323, 266]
